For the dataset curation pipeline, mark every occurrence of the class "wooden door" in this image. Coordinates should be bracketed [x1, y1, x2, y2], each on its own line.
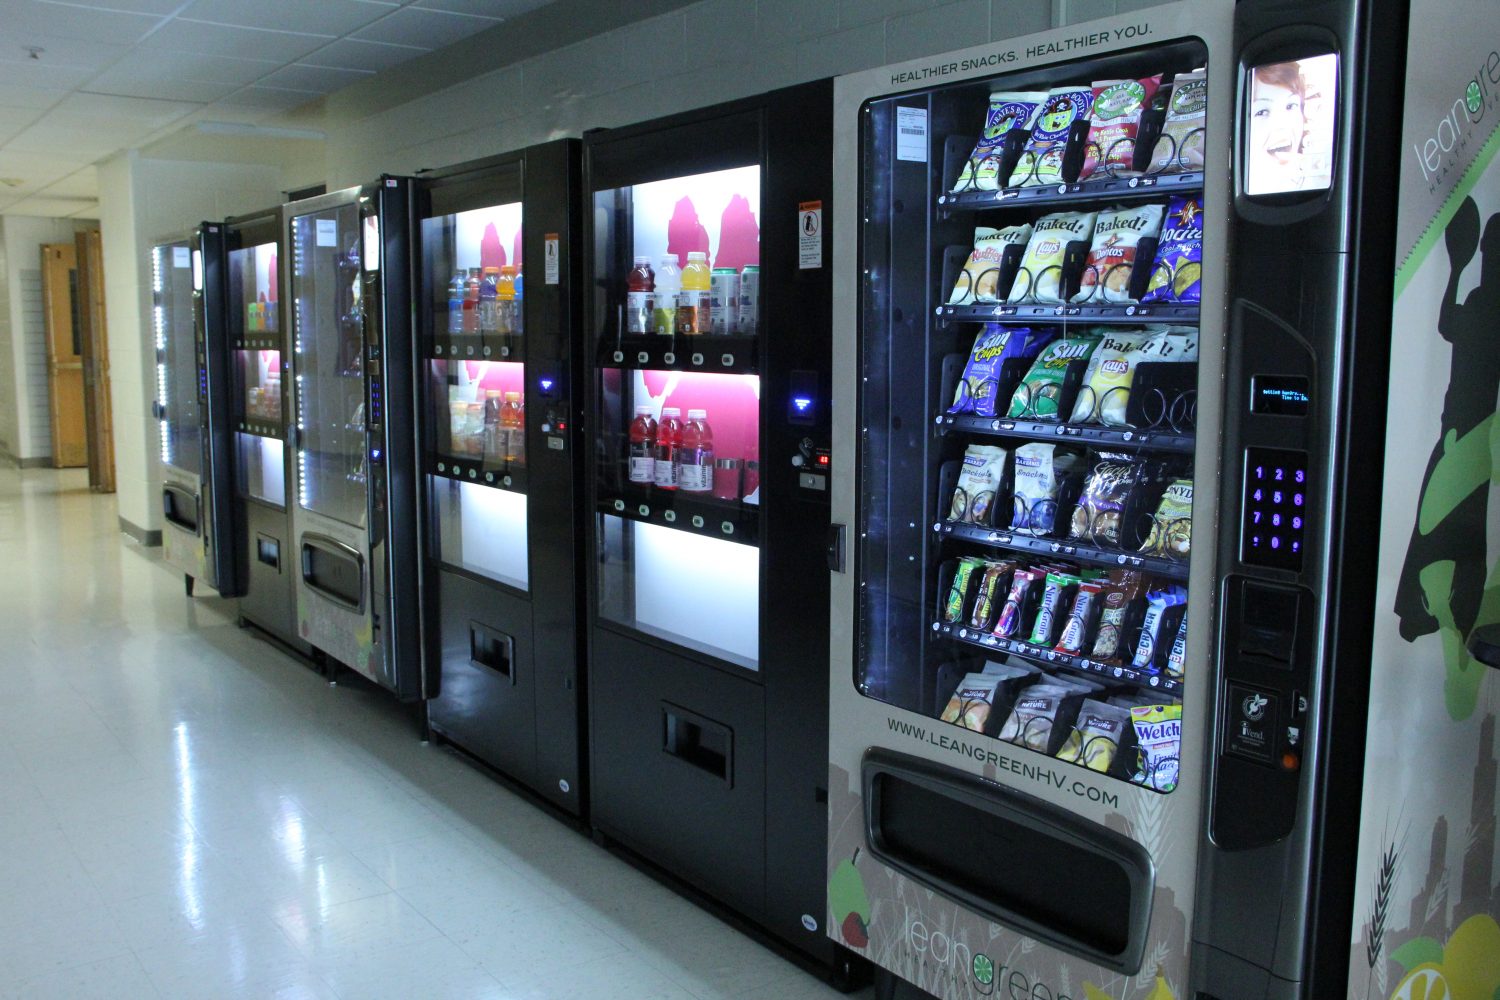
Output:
[40, 243, 87, 468]
[74, 230, 114, 492]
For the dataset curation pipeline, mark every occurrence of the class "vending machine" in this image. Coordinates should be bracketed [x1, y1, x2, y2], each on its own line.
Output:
[826, 1, 1407, 997]
[583, 82, 848, 970]
[416, 140, 589, 815]
[220, 207, 306, 653]
[285, 182, 423, 697]
[156, 228, 236, 598]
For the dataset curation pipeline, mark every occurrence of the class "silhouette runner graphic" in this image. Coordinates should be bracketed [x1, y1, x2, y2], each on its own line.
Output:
[1394, 195, 1500, 719]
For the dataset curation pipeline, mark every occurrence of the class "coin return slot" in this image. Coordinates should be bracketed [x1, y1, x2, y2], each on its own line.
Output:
[662, 703, 733, 785]
[256, 534, 280, 570]
[469, 623, 515, 684]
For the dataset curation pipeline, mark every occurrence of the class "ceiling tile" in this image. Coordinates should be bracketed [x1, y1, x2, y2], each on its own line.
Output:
[210, 85, 323, 114]
[352, 6, 501, 49]
[0, 82, 68, 109]
[299, 37, 427, 72]
[79, 70, 240, 104]
[52, 92, 202, 125]
[5, 194, 98, 216]
[36, 165, 96, 198]
[36, 0, 186, 16]
[181, 0, 393, 36]
[0, 31, 133, 71]
[5, 119, 154, 156]
[0, 150, 93, 191]
[0, 58, 94, 90]
[254, 63, 373, 95]
[411, 0, 553, 17]
[98, 47, 282, 88]
[3, 1, 162, 46]
[0, 106, 44, 135]
[140, 19, 334, 64]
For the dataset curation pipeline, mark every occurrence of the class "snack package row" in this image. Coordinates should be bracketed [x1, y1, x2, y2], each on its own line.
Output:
[940, 557, 1189, 679]
[955, 70, 1206, 192]
[947, 324, 1197, 425]
[937, 659, 1183, 788]
[948, 443, 1193, 560]
[947, 195, 1205, 307]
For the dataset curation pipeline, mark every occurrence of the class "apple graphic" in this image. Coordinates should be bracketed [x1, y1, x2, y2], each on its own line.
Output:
[829, 849, 871, 949]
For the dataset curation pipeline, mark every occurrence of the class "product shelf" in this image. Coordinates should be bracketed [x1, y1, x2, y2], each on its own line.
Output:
[234, 335, 282, 352]
[939, 171, 1203, 215]
[237, 419, 285, 439]
[429, 332, 523, 361]
[931, 618, 1183, 696]
[937, 411, 1195, 454]
[596, 334, 759, 376]
[939, 301, 1199, 325]
[598, 482, 760, 547]
[431, 456, 528, 494]
[935, 518, 1189, 580]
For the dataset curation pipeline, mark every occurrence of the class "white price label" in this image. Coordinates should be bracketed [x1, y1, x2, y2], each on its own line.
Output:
[315, 218, 337, 247]
[896, 106, 928, 163]
[172, 246, 190, 268]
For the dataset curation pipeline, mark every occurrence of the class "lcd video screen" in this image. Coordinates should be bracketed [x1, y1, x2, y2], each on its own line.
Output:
[1244, 53, 1338, 195]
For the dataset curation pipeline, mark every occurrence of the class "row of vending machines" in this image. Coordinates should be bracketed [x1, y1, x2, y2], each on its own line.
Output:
[150, 0, 1500, 997]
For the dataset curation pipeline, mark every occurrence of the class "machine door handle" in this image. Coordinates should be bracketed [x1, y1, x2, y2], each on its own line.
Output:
[827, 523, 846, 574]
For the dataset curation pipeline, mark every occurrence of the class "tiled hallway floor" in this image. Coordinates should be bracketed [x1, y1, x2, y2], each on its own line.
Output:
[0, 467, 863, 1000]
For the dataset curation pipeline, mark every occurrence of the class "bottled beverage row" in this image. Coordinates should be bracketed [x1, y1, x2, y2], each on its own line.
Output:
[626, 253, 759, 337]
[245, 293, 279, 333]
[246, 379, 282, 422]
[448, 266, 525, 338]
[627, 406, 759, 503]
[447, 388, 526, 466]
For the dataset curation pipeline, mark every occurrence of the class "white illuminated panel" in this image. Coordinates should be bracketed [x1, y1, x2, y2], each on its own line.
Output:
[629, 165, 760, 262]
[631, 520, 759, 669]
[249, 436, 285, 507]
[441, 480, 529, 590]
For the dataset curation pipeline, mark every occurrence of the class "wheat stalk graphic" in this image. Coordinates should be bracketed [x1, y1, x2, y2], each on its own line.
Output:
[1364, 840, 1399, 1000]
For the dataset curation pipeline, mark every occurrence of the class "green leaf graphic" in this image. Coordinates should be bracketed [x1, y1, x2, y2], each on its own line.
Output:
[1391, 937, 1444, 974]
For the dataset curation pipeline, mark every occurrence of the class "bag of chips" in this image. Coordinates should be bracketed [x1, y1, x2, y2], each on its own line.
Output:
[939, 673, 1005, 733]
[1130, 703, 1182, 791]
[1141, 196, 1204, 304]
[948, 325, 1055, 417]
[1067, 330, 1153, 424]
[1010, 442, 1084, 535]
[1069, 452, 1146, 547]
[949, 444, 1008, 526]
[969, 560, 1017, 631]
[1006, 333, 1102, 420]
[1140, 478, 1193, 559]
[942, 556, 986, 623]
[956, 91, 1048, 191]
[1147, 70, 1207, 175]
[1089, 569, 1144, 662]
[1071, 203, 1165, 305]
[1008, 211, 1098, 304]
[1010, 86, 1094, 187]
[1057, 698, 1133, 773]
[998, 676, 1097, 754]
[1078, 76, 1162, 181]
[948, 225, 1033, 305]
[994, 568, 1042, 638]
[1132, 585, 1188, 672]
[1029, 570, 1082, 646]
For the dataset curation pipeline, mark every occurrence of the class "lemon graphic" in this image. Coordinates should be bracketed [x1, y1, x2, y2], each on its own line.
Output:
[1393, 964, 1451, 1000]
[1440, 915, 1500, 1000]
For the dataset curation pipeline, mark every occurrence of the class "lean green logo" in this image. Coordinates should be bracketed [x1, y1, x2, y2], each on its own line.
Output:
[972, 952, 995, 986]
[1467, 80, 1483, 115]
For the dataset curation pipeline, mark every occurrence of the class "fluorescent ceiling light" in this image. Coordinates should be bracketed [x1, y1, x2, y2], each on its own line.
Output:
[195, 121, 326, 141]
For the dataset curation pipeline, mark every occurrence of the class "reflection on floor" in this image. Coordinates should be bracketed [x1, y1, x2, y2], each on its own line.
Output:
[0, 466, 863, 1000]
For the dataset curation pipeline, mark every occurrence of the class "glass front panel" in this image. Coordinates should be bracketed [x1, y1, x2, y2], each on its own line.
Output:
[429, 359, 526, 471]
[421, 202, 524, 359]
[236, 433, 286, 506]
[856, 52, 1206, 794]
[228, 240, 279, 342]
[592, 165, 763, 670]
[430, 477, 529, 590]
[291, 205, 366, 529]
[153, 241, 199, 473]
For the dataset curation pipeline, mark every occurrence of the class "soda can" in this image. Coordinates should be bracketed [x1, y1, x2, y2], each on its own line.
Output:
[710, 268, 739, 335]
[737, 265, 760, 335]
[626, 290, 652, 334]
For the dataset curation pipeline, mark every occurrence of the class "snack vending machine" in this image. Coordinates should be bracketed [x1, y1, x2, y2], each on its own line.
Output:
[417, 140, 588, 814]
[222, 207, 306, 653]
[827, 1, 1403, 997]
[156, 228, 236, 598]
[584, 82, 849, 970]
[286, 182, 423, 697]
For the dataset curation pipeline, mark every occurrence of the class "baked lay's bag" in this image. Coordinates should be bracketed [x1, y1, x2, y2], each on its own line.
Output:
[1069, 326, 1197, 425]
[1078, 75, 1162, 181]
[1071, 202, 1165, 304]
[956, 91, 1048, 192]
[1010, 86, 1094, 187]
[1141, 196, 1204, 303]
[1147, 70, 1207, 175]
[948, 225, 1032, 305]
[1008, 210, 1097, 304]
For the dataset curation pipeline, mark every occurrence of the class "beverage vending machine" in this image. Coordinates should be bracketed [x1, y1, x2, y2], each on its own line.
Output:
[583, 82, 851, 972]
[825, 1, 1408, 997]
[285, 182, 423, 697]
[156, 227, 236, 598]
[416, 140, 589, 815]
[222, 206, 307, 654]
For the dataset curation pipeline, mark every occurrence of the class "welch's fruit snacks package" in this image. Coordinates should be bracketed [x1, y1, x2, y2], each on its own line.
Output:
[948, 225, 1032, 305]
[1141, 195, 1204, 304]
[1131, 703, 1183, 791]
[1071, 202, 1165, 305]
[1007, 332, 1103, 420]
[1147, 70, 1208, 175]
[1010, 86, 1094, 187]
[1078, 75, 1162, 181]
[956, 91, 1048, 192]
[948, 325, 1055, 417]
[1008, 210, 1097, 304]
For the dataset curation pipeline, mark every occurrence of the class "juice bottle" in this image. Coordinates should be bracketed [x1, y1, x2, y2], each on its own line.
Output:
[449, 401, 468, 453]
[742, 438, 760, 505]
[676, 251, 711, 336]
[627, 405, 657, 484]
[513, 265, 524, 335]
[501, 390, 525, 464]
[653, 255, 681, 336]
[257, 292, 269, 333]
[678, 409, 714, 492]
[462, 268, 480, 334]
[653, 407, 682, 489]
[483, 389, 503, 459]
[477, 267, 499, 339]
[448, 271, 466, 335]
[497, 265, 518, 336]
[465, 401, 486, 455]
[626, 256, 655, 334]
